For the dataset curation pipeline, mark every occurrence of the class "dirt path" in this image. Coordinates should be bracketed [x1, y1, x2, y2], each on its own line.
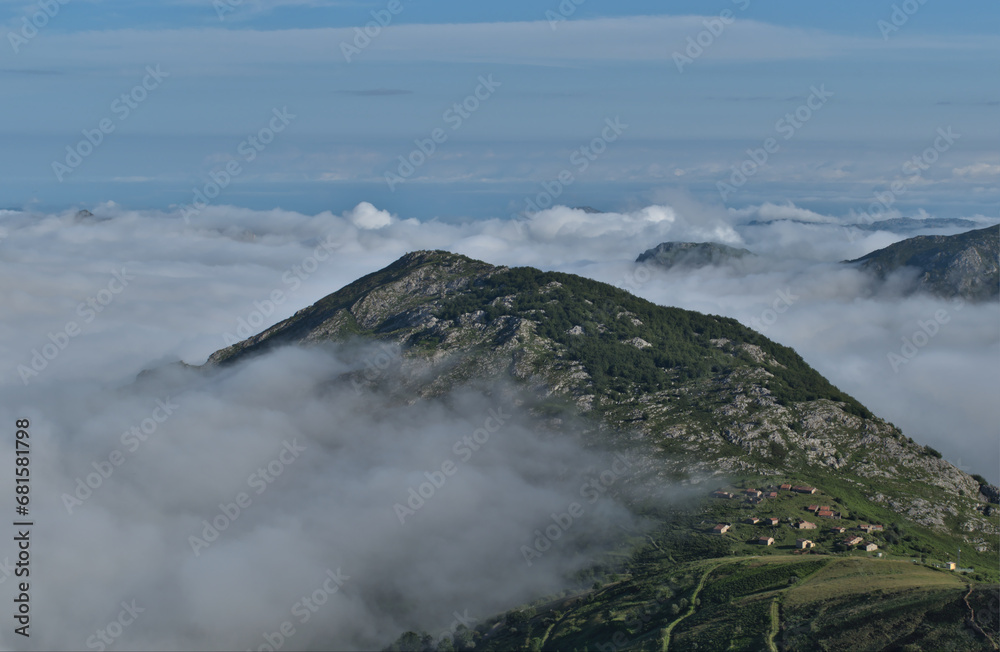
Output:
[661, 559, 732, 652]
[765, 598, 780, 652]
[963, 584, 999, 650]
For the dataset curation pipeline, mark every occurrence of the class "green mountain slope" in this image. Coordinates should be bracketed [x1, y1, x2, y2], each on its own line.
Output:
[848, 225, 999, 301]
[202, 250, 999, 651]
[439, 554, 997, 652]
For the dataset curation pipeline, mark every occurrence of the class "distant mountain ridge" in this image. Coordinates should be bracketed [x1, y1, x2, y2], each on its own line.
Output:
[847, 225, 999, 301]
[850, 217, 985, 232]
[744, 216, 989, 233]
[636, 242, 754, 269]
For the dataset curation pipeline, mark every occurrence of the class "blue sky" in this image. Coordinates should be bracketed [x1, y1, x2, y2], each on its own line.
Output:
[1, 0, 998, 218]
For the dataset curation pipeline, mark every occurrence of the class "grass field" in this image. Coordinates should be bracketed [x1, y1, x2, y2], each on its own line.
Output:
[402, 553, 1000, 652]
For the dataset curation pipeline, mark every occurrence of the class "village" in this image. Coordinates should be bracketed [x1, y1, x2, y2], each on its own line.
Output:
[698, 481, 959, 562]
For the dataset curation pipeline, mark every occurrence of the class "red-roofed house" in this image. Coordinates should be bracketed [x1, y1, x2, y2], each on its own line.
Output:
[712, 523, 731, 535]
[796, 539, 815, 549]
[757, 536, 774, 546]
[780, 483, 792, 491]
[767, 517, 780, 526]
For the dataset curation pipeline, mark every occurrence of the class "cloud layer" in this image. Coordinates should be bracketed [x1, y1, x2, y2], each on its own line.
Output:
[0, 199, 996, 648]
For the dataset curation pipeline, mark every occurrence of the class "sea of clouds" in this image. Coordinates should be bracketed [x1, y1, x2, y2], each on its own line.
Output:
[0, 199, 996, 649]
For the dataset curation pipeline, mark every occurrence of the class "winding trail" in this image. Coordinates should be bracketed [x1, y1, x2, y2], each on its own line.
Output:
[661, 559, 732, 652]
[765, 598, 780, 652]
[963, 584, 999, 650]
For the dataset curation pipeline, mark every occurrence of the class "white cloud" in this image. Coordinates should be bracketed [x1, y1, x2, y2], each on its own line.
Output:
[953, 162, 1000, 178]
[345, 201, 392, 229]
[728, 201, 839, 224]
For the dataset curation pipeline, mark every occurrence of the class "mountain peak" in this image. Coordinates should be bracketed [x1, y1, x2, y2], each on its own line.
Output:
[848, 225, 999, 300]
[200, 252, 993, 537]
